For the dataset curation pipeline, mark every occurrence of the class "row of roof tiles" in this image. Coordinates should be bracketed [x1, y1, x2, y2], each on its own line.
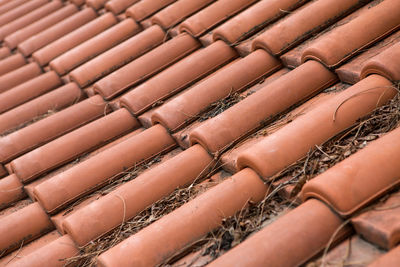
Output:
[0, 0, 399, 266]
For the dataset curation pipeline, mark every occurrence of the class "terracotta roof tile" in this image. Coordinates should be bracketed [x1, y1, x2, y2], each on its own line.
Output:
[49, 18, 141, 76]
[93, 32, 200, 99]
[4, 4, 79, 49]
[150, 0, 215, 29]
[17, 7, 97, 57]
[368, 245, 400, 267]
[0, 82, 82, 135]
[1, 0, 400, 264]
[69, 24, 165, 87]
[125, 0, 176, 22]
[32, 12, 118, 66]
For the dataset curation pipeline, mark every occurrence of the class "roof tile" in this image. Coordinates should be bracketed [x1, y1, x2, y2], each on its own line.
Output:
[152, 49, 281, 131]
[0, 71, 62, 115]
[105, 0, 140, 15]
[4, 4, 79, 49]
[120, 40, 237, 115]
[97, 168, 267, 267]
[0, 202, 53, 256]
[361, 41, 400, 81]
[0, 0, 48, 28]
[368, 245, 400, 267]
[63, 144, 213, 246]
[32, 12, 118, 67]
[0, 174, 25, 211]
[302, 0, 400, 68]
[69, 24, 165, 88]
[125, 0, 176, 22]
[237, 75, 396, 179]
[179, 0, 257, 38]
[0, 95, 108, 163]
[352, 191, 400, 249]
[0, 53, 26, 76]
[93, 32, 201, 99]
[0, 62, 42, 94]
[0, 82, 82, 135]
[49, 18, 140, 76]
[33, 124, 176, 213]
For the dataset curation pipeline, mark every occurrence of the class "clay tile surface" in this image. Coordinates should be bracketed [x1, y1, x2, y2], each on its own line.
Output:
[152, 49, 281, 132]
[126, 0, 176, 22]
[105, 0, 140, 14]
[151, 0, 215, 29]
[1, 0, 400, 264]
[302, 0, 400, 68]
[368, 245, 400, 267]
[361, 41, 400, 81]
[208, 199, 350, 267]
[17, 7, 97, 57]
[179, 0, 257, 38]
[120, 40, 237, 115]
[0, 0, 62, 41]
[50, 18, 141, 76]
[352, 191, 400, 249]
[69, 24, 165, 88]
[252, 0, 366, 56]
[93, 32, 200, 99]
[237, 75, 396, 179]
[32, 12, 118, 67]
[302, 123, 400, 216]
[4, 4, 79, 50]
[0, 82, 82, 135]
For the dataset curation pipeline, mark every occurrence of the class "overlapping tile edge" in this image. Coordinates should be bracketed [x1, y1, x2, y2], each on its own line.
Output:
[0, 0, 399, 266]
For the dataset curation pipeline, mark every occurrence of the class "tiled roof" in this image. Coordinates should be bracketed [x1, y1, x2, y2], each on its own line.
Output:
[0, 0, 400, 266]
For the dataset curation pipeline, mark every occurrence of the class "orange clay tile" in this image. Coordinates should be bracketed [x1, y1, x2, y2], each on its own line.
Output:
[93, 32, 200, 99]
[120, 40, 236, 115]
[237, 75, 396, 180]
[253, 0, 366, 56]
[151, 0, 215, 29]
[212, 0, 305, 44]
[0, 95, 108, 164]
[0, 83, 82, 135]
[69, 0, 85, 6]
[152, 49, 281, 132]
[361, 41, 400, 82]
[0, 71, 62, 114]
[368, 245, 400, 267]
[302, 0, 400, 68]
[4, 4, 79, 50]
[50, 18, 140, 76]
[352, 192, 400, 249]
[0, 0, 30, 16]
[17, 8, 97, 57]
[97, 168, 267, 267]
[208, 199, 350, 267]
[69, 25, 165, 88]
[316, 235, 384, 266]
[7, 235, 79, 267]
[179, 0, 257, 38]
[189, 60, 336, 154]
[302, 124, 400, 217]
[33, 124, 176, 213]
[0, 46, 10, 60]
[0, 202, 53, 256]
[11, 108, 140, 183]
[0, 53, 26, 76]
[0, 231, 60, 266]
[0, 62, 42, 94]
[126, 0, 176, 22]
[32, 12, 118, 67]
[0, 0, 48, 28]
[336, 31, 400, 84]
[86, 0, 108, 10]
[0, 174, 25, 210]
[105, 0, 140, 14]
[0, 0, 62, 41]
[63, 144, 213, 246]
